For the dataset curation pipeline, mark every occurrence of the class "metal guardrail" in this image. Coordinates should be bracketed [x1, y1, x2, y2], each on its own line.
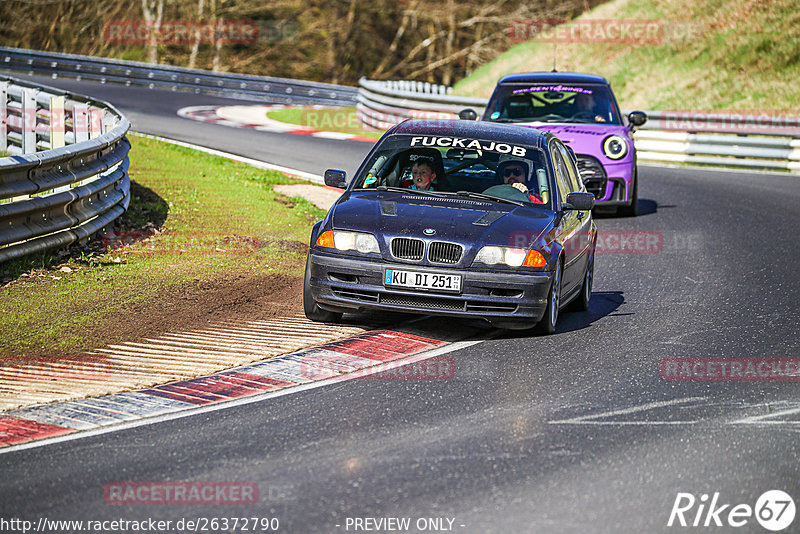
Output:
[357, 78, 800, 172]
[0, 75, 130, 263]
[357, 77, 485, 130]
[0, 47, 358, 107]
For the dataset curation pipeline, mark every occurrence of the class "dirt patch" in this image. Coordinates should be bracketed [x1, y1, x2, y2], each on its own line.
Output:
[273, 184, 342, 211]
[1, 271, 303, 362]
[105, 271, 303, 341]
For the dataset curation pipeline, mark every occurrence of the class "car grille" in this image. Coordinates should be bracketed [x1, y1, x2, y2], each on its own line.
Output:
[391, 237, 424, 260]
[576, 155, 607, 199]
[331, 289, 518, 315]
[428, 242, 463, 264]
[381, 295, 466, 311]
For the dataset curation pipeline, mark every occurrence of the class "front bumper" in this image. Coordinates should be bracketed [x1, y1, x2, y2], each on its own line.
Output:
[309, 251, 553, 324]
[578, 156, 634, 205]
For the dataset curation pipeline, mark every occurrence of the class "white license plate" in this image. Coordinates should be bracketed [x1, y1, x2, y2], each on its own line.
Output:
[384, 269, 462, 292]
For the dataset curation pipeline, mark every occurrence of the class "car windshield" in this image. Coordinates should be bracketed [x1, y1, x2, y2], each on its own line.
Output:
[352, 134, 553, 207]
[484, 83, 621, 125]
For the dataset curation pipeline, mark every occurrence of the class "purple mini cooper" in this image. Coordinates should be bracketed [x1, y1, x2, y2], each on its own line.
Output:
[479, 72, 647, 216]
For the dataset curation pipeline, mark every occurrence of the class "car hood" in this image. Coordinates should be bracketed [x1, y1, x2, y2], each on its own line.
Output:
[330, 191, 554, 261]
[520, 122, 633, 161]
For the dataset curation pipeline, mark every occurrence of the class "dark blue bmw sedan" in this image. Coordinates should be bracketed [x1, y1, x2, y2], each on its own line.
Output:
[304, 119, 597, 333]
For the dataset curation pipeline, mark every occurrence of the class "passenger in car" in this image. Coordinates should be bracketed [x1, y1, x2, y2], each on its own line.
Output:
[409, 159, 437, 191]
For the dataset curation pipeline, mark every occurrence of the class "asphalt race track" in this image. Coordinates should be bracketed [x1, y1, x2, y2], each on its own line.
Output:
[1, 77, 799, 533]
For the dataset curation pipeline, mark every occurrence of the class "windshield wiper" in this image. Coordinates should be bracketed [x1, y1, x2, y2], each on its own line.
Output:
[449, 190, 525, 207]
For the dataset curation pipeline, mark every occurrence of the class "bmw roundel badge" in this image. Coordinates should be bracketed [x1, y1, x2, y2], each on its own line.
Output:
[423, 228, 436, 236]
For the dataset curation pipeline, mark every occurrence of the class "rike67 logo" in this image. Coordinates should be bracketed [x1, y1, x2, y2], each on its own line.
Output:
[668, 490, 795, 531]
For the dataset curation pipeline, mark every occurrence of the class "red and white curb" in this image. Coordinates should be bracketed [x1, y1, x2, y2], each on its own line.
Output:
[0, 322, 477, 452]
[177, 104, 378, 143]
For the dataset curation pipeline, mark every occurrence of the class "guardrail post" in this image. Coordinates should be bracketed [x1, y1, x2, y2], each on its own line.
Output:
[89, 108, 102, 139]
[21, 87, 37, 154]
[102, 109, 116, 134]
[0, 81, 7, 152]
[49, 95, 65, 149]
[73, 103, 89, 143]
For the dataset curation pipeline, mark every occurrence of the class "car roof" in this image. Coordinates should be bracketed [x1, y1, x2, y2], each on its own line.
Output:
[388, 119, 551, 149]
[496, 71, 609, 85]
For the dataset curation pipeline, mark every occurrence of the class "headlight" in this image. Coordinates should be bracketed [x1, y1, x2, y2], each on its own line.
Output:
[316, 230, 380, 254]
[474, 246, 545, 268]
[603, 135, 628, 160]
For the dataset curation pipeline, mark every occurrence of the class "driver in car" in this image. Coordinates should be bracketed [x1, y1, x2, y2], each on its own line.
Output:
[498, 160, 543, 204]
[573, 93, 606, 123]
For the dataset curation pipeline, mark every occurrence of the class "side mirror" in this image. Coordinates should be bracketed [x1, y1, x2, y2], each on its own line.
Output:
[628, 111, 647, 127]
[458, 108, 478, 121]
[324, 169, 347, 188]
[564, 192, 595, 211]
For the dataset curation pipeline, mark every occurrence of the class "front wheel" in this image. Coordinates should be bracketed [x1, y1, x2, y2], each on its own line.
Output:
[536, 260, 562, 335]
[303, 256, 343, 323]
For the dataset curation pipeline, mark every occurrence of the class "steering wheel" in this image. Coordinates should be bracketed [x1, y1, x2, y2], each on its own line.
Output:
[482, 184, 531, 203]
[570, 111, 595, 120]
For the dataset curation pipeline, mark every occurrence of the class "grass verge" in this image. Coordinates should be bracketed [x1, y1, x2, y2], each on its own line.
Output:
[0, 134, 327, 359]
[266, 106, 384, 139]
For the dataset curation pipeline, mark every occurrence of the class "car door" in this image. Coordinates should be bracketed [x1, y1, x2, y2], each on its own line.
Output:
[548, 140, 583, 295]
[556, 141, 593, 285]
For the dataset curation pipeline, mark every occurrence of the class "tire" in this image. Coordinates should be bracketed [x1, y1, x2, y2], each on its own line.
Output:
[536, 259, 562, 335]
[618, 168, 638, 217]
[568, 244, 594, 312]
[303, 256, 343, 323]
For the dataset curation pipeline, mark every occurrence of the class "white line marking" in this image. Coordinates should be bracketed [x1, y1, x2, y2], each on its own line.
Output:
[729, 406, 800, 424]
[138, 337, 298, 353]
[118, 339, 275, 355]
[549, 397, 707, 425]
[200, 326, 342, 339]
[96, 345, 253, 361]
[183, 329, 307, 343]
[129, 132, 324, 183]
[0, 340, 483, 455]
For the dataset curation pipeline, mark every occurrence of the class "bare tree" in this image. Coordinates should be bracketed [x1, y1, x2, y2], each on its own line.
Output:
[188, 0, 205, 69]
[0, 0, 604, 84]
[141, 0, 165, 64]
